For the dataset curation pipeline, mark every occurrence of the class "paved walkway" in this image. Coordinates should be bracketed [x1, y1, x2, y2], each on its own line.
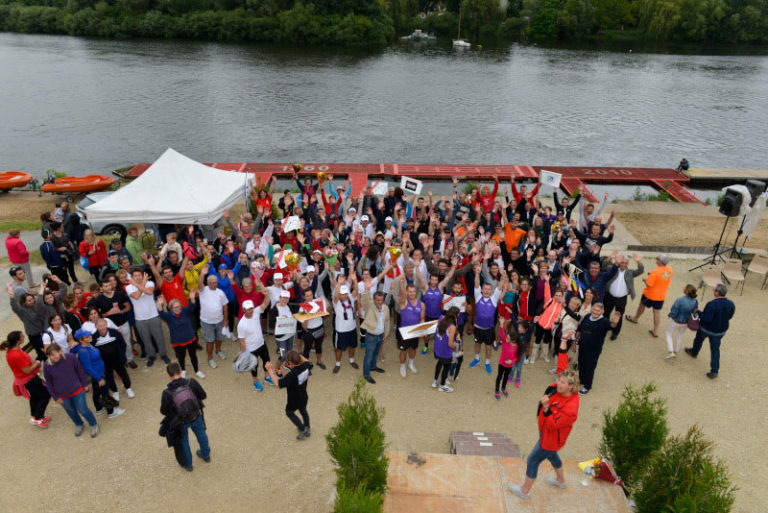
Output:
[1, 230, 42, 260]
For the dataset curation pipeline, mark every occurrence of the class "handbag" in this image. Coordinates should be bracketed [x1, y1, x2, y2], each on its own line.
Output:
[686, 312, 700, 331]
[79, 256, 89, 270]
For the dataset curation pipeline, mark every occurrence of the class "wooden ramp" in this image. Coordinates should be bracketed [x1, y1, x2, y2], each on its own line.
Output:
[384, 451, 631, 513]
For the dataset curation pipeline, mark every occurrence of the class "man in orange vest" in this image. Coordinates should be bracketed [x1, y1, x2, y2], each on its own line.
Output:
[625, 254, 673, 337]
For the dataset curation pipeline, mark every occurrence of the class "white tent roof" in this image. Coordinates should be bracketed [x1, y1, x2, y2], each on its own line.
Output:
[85, 148, 246, 225]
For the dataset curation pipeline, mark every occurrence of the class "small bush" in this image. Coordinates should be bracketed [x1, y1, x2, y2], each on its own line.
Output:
[463, 182, 478, 195]
[327, 378, 388, 498]
[334, 483, 383, 513]
[599, 382, 668, 489]
[635, 425, 736, 513]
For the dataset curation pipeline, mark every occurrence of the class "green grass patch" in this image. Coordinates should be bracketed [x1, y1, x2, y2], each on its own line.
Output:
[0, 220, 43, 232]
[0, 249, 44, 267]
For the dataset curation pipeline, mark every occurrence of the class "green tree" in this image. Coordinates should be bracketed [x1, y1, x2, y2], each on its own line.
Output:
[678, 0, 726, 40]
[529, 0, 562, 38]
[557, 0, 594, 37]
[460, 0, 500, 38]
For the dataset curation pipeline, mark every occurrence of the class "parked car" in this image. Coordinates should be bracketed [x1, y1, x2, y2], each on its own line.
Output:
[76, 192, 130, 240]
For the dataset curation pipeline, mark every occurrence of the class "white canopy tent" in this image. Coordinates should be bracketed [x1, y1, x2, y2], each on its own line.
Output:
[85, 148, 247, 225]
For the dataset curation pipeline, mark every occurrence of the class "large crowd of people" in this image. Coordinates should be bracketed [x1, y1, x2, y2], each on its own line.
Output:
[3, 172, 735, 479]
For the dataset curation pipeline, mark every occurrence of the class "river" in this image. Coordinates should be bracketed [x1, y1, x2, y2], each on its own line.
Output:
[1, 33, 767, 178]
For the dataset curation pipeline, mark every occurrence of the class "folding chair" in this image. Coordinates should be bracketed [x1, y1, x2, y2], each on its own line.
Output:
[698, 265, 723, 298]
[746, 253, 768, 290]
[722, 258, 745, 295]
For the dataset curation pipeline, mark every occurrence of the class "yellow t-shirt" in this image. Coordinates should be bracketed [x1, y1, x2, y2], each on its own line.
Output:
[643, 265, 673, 301]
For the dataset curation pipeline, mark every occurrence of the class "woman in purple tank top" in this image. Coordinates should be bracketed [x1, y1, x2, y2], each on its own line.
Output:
[420, 272, 455, 355]
[432, 308, 459, 393]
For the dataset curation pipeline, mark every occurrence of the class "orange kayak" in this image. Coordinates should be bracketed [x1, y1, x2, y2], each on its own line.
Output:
[42, 175, 116, 193]
[0, 171, 34, 191]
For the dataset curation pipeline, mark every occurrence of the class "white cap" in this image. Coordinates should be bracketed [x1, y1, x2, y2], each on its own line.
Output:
[339, 285, 350, 295]
[280, 290, 291, 298]
[306, 265, 316, 273]
[361, 215, 370, 222]
[242, 300, 255, 310]
[385, 216, 393, 222]
[348, 206, 356, 212]
[312, 249, 323, 254]
[274, 273, 284, 281]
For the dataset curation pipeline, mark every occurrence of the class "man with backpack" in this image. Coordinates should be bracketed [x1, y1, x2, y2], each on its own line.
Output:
[160, 362, 211, 471]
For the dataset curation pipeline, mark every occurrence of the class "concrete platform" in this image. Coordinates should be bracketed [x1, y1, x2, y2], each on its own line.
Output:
[384, 451, 631, 513]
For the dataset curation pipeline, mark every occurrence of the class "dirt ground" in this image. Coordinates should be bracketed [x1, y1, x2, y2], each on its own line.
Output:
[0, 191, 59, 223]
[0, 257, 766, 513]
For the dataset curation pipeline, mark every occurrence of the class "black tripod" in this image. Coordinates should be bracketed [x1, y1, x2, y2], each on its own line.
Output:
[689, 215, 732, 272]
[728, 215, 749, 259]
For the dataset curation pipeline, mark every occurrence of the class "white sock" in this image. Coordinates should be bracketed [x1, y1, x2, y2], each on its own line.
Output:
[485, 359, 490, 365]
[401, 363, 406, 368]
[474, 354, 480, 361]
[348, 358, 355, 364]
[335, 361, 341, 366]
[409, 358, 414, 364]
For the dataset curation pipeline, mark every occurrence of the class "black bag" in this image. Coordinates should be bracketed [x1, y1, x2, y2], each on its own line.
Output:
[171, 380, 200, 424]
[101, 393, 119, 409]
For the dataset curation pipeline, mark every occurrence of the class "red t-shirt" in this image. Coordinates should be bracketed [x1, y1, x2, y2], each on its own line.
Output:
[6, 348, 33, 379]
[159, 274, 188, 307]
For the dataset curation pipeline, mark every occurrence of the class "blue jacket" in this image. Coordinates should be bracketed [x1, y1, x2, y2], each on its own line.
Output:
[70, 344, 105, 380]
[579, 264, 618, 302]
[699, 297, 736, 336]
[668, 295, 698, 324]
[40, 240, 65, 268]
[208, 261, 241, 302]
[159, 304, 197, 347]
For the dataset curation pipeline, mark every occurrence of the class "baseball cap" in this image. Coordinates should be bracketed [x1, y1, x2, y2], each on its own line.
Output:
[218, 263, 229, 270]
[274, 273, 284, 280]
[385, 216, 393, 222]
[242, 300, 255, 310]
[8, 265, 22, 277]
[348, 207, 357, 212]
[657, 254, 670, 265]
[306, 265, 316, 273]
[110, 238, 121, 245]
[361, 215, 370, 222]
[73, 329, 92, 340]
[280, 290, 291, 298]
[108, 249, 118, 255]
[313, 249, 323, 255]
[339, 285, 350, 294]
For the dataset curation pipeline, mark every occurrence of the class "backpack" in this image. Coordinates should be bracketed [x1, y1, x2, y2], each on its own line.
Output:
[171, 380, 200, 423]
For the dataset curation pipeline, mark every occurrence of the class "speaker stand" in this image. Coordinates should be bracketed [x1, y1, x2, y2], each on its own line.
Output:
[689, 216, 730, 272]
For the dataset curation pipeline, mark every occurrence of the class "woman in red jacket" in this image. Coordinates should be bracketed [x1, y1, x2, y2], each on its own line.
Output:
[78, 229, 107, 280]
[508, 370, 580, 500]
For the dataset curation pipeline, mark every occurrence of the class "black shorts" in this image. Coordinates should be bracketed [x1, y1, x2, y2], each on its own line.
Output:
[334, 330, 358, 351]
[398, 337, 419, 351]
[474, 327, 496, 346]
[641, 295, 664, 310]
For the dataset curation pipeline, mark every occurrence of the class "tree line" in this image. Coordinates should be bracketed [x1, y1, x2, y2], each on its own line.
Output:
[0, 0, 766, 45]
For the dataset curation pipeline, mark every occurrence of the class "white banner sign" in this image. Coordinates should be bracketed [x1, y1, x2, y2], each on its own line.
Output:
[372, 180, 388, 195]
[400, 176, 423, 195]
[283, 215, 303, 233]
[443, 294, 467, 313]
[539, 170, 562, 189]
[275, 316, 297, 336]
[398, 320, 438, 339]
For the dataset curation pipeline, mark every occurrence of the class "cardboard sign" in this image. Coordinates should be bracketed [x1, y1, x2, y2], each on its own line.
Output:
[398, 320, 438, 339]
[300, 299, 327, 315]
[400, 176, 423, 195]
[372, 180, 388, 195]
[443, 294, 467, 313]
[283, 215, 303, 233]
[539, 170, 562, 188]
[275, 316, 297, 336]
[294, 311, 330, 322]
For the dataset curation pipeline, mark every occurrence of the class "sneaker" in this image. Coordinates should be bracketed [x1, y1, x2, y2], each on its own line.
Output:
[484, 363, 492, 374]
[208, 358, 218, 369]
[317, 363, 326, 370]
[126, 388, 135, 399]
[684, 347, 697, 358]
[303, 426, 311, 438]
[74, 424, 84, 437]
[579, 387, 590, 395]
[216, 351, 226, 361]
[468, 358, 480, 369]
[333, 365, 341, 374]
[706, 372, 718, 379]
[127, 361, 138, 369]
[90, 424, 100, 438]
[296, 428, 308, 440]
[30, 418, 49, 429]
[438, 385, 454, 393]
[523, 356, 530, 365]
[421, 346, 428, 355]
[432, 380, 438, 388]
[515, 378, 521, 388]
[529, 354, 536, 364]
[265, 376, 274, 386]
[43, 416, 51, 422]
[543, 352, 551, 363]
[508, 483, 530, 500]
[161, 355, 171, 364]
[195, 370, 206, 379]
[108, 408, 126, 419]
[372, 367, 385, 374]
[94, 409, 105, 416]
[445, 379, 451, 386]
[254, 381, 264, 391]
[181, 370, 187, 378]
[147, 357, 155, 367]
[545, 477, 567, 489]
[400, 365, 407, 378]
[196, 449, 211, 463]
[364, 376, 376, 384]
[502, 389, 509, 397]
[665, 353, 676, 359]
[495, 392, 500, 400]
[111, 391, 120, 402]
[408, 361, 418, 374]
[350, 361, 359, 369]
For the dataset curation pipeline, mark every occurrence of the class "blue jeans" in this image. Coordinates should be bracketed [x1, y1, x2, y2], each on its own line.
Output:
[510, 355, 524, 381]
[60, 390, 97, 427]
[363, 333, 383, 377]
[526, 440, 562, 479]
[691, 329, 723, 374]
[181, 414, 210, 467]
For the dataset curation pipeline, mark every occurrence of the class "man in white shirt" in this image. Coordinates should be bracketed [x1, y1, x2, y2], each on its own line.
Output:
[197, 266, 229, 369]
[333, 283, 359, 374]
[604, 253, 644, 340]
[360, 286, 390, 385]
[270, 290, 296, 373]
[299, 288, 328, 370]
[237, 296, 271, 391]
[126, 268, 168, 367]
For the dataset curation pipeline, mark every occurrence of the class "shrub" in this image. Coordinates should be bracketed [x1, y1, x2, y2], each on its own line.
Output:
[463, 182, 478, 194]
[635, 425, 736, 513]
[599, 382, 668, 490]
[334, 483, 383, 513]
[326, 378, 388, 497]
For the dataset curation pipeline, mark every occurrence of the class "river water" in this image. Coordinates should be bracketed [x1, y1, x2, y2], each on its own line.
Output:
[1, 33, 767, 178]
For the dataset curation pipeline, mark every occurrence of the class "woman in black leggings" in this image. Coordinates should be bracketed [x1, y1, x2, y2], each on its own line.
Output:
[265, 351, 314, 440]
[1, 331, 51, 428]
[157, 293, 203, 378]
